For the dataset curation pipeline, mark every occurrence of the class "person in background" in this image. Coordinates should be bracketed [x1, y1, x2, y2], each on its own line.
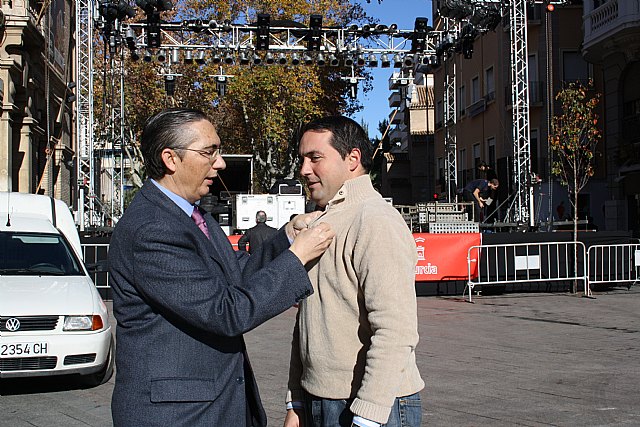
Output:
[462, 178, 499, 223]
[238, 210, 278, 254]
[478, 161, 497, 182]
[108, 108, 335, 427]
[284, 116, 423, 427]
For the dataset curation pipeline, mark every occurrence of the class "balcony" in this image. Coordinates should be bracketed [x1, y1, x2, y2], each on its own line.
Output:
[388, 91, 402, 108]
[390, 109, 405, 124]
[467, 98, 486, 118]
[583, 0, 640, 63]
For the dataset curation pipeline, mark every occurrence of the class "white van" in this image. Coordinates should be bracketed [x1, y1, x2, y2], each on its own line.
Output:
[0, 192, 113, 385]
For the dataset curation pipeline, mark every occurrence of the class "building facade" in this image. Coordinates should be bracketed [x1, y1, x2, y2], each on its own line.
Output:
[431, 1, 609, 229]
[380, 71, 435, 205]
[582, 0, 640, 236]
[0, 0, 75, 203]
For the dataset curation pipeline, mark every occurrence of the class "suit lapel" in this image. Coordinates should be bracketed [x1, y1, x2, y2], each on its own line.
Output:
[140, 182, 226, 266]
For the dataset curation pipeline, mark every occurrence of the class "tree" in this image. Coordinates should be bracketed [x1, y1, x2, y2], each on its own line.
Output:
[549, 80, 601, 292]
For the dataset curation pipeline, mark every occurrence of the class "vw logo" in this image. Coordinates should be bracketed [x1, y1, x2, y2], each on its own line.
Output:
[5, 318, 20, 332]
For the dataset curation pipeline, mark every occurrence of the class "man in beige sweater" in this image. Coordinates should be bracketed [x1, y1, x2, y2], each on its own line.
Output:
[285, 116, 424, 427]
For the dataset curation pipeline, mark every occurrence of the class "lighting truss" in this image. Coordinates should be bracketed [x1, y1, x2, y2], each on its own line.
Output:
[119, 19, 440, 64]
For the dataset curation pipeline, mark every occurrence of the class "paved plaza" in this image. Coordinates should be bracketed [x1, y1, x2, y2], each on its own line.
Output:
[1, 286, 639, 426]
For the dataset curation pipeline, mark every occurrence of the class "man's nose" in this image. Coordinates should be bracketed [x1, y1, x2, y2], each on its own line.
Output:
[299, 159, 311, 176]
[213, 156, 226, 170]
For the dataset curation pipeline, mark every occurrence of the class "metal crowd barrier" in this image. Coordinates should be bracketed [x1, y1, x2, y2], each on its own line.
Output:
[82, 243, 111, 289]
[587, 243, 640, 290]
[465, 241, 588, 302]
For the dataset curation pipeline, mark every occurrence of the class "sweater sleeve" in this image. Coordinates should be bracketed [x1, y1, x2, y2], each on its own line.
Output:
[349, 207, 420, 423]
[286, 310, 305, 403]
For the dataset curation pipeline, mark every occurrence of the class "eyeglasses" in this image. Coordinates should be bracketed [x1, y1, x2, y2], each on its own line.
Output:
[175, 147, 222, 163]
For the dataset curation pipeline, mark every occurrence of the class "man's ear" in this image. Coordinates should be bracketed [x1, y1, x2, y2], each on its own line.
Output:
[161, 148, 179, 173]
[347, 148, 362, 172]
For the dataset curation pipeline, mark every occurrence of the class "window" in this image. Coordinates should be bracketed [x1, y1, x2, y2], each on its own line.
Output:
[488, 137, 496, 169]
[471, 77, 480, 103]
[437, 157, 444, 188]
[458, 148, 467, 184]
[563, 51, 590, 84]
[485, 67, 495, 101]
[458, 85, 466, 116]
[473, 143, 481, 178]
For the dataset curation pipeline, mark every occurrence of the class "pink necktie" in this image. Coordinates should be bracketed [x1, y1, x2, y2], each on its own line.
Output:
[191, 207, 210, 239]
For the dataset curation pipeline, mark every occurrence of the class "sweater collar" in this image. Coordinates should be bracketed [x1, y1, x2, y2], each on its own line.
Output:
[325, 174, 377, 209]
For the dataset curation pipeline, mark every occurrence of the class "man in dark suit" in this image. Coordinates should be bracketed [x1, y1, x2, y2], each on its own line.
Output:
[238, 211, 278, 254]
[108, 108, 334, 427]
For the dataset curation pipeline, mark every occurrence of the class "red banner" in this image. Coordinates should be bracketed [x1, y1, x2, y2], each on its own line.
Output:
[413, 233, 481, 281]
[228, 232, 482, 282]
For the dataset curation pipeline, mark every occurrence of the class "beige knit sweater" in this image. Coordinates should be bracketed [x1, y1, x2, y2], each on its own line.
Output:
[286, 174, 424, 424]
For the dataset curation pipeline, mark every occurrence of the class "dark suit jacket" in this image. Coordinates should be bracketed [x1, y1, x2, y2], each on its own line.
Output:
[108, 181, 312, 427]
[238, 223, 278, 254]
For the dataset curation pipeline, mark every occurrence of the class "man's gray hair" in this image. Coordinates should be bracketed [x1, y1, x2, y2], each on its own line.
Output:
[256, 211, 267, 223]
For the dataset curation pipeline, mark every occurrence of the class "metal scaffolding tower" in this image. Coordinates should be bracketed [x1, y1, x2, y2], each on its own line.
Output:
[437, 0, 565, 226]
[509, 0, 534, 226]
[75, 0, 99, 230]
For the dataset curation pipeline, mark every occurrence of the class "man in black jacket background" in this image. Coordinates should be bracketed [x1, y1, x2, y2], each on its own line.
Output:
[238, 210, 278, 254]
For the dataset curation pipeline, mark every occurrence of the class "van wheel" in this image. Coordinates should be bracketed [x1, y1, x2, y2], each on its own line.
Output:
[82, 336, 114, 387]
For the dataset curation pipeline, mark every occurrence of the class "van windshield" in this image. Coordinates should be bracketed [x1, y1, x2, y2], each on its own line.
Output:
[0, 232, 84, 276]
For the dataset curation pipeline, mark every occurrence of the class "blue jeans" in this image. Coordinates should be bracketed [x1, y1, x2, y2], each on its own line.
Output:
[303, 391, 422, 427]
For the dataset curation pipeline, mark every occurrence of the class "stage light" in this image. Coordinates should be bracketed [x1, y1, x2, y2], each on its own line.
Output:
[265, 52, 275, 64]
[356, 54, 366, 66]
[367, 54, 378, 67]
[421, 55, 430, 65]
[344, 56, 354, 67]
[546, 2, 555, 12]
[291, 53, 301, 65]
[156, 49, 166, 62]
[329, 54, 339, 67]
[316, 53, 326, 66]
[195, 50, 206, 64]
[348, 77, 358, 99]
[252, 53, 262, 65]
[216, 75, 227, 97]
[430, 55, 441, 67]
[224, 53, 234, 65]
[208, 19, 218, 29]
[380, 54, 390, 68]
[412, 17, 432, 53]
[348, 24, 358, 32]
[164, 75, 176, 96]
[212, 53, 222, 65]
[171, 48, 179, 63]
[388, 23, 398, 32]
[374, 24, 388, 33]
[393, 53, 402, 68]
[439, 0, 473, 20]
[404, 55, 414, 67]
[143, 49, 152, 62]
[124, 26, 136, 50]
[239, 51, 250, 65]
[362, 24, 371, 35]
[303, 54, 313, 65]
[256, 13, 270, 51]
[130, 50, 141, 61]
[275, 53, 287, 65]
[307, 14, 323, 51]
[147, 15, 161, 48]
[184, 49, 193, 63]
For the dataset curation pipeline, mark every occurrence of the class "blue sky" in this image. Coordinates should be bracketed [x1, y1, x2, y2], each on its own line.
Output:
[351, 0, 434, 138]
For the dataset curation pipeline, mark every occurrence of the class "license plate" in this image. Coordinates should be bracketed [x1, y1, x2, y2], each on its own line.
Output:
[0, 342, 49, 357]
